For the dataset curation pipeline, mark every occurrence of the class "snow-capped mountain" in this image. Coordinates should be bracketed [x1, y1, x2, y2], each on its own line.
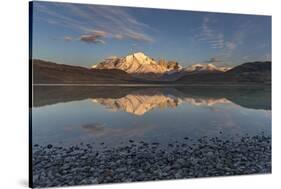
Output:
[92, 52, 232, 80]
[183, 63, 231, 73]
[161, 63, 232, 81]
[92, 52, 181, 75]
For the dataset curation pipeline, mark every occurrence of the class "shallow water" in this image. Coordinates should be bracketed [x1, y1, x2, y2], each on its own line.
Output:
[31, 86, 271, 149]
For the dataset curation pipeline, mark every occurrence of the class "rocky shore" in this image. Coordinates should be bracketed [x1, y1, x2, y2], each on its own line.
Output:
[32, 135, 271, 187]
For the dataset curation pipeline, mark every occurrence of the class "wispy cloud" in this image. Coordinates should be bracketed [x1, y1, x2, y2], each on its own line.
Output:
[196, 17, 225, 49]
[225, 42, 237, 50]
[195, 15, 251, 61]
[205, 57, 222, 64]
[63, 36, 73, 41]
[195, 16, 246, 54]
[223, 30, 245, 58]
[35, 2, 154, 43]
[80, 34, 106, 44]
[62, 31, 107, 44]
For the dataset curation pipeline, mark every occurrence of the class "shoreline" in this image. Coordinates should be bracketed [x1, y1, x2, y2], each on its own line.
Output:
[32, 83, 271, 87]
[32, 135, 271, 187]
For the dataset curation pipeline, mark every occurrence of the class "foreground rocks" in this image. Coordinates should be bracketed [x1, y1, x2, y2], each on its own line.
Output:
[32, 135, 271, 187]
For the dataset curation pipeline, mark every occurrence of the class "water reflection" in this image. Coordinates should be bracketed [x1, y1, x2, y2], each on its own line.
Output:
[32, 85, 271, 146]
[33, 86, 271, 112]
[92, 94, 232, 116]
[80, 122, 156, 139]
[32, 86, 272, 187]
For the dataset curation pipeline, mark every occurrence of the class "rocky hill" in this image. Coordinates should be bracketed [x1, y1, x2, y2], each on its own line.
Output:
[32, 59, 142, 84]
[176, 61, 271, 84]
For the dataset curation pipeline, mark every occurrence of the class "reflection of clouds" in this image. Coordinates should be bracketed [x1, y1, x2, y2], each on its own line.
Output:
[62, 96, 270, 145]
[209, 107, 271, 136]
[80, 122, 156, 139]
[81, 123, 105, 134]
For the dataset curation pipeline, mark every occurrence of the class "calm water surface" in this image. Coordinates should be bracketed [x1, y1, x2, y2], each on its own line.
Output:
[32, 86, 271, 149]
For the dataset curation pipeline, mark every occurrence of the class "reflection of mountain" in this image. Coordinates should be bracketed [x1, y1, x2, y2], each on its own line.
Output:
[33, 86, 271, 113]
[183, 98, 231, 106]
[92, 96, 231, 115]
[92, 89, 181, 115]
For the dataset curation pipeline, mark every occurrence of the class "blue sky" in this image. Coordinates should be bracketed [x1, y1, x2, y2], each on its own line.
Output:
[32, 1, 271, 68]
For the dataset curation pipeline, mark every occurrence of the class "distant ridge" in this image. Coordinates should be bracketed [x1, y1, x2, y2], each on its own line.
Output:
[177, 61, 271, 84]
[227, 61, 271, 73]
[32, 59, 142, 84]
[32, 58, 271, 85]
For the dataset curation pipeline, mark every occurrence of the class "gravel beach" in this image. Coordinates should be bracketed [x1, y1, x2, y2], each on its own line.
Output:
[32, 135, 271, 188]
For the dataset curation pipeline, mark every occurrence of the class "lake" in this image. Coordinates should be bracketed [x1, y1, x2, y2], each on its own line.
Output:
[32, 86, 271, 147]
[31, 86, 271, 187]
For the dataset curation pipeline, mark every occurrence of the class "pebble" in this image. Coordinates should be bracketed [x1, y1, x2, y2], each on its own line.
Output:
[32, 135, 271, 188]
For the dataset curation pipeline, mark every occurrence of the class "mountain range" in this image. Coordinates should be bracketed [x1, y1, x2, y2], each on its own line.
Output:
[33, 59, 140, 84]
[32, 52, 271, 84]
[92, 52, 182, 74]
[92, 52, 231, 80]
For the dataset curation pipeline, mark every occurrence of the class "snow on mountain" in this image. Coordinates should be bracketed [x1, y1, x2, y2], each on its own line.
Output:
[183, 63, 231, 73]
[92, 52, 181, 75]
[92, 52, 232, 81]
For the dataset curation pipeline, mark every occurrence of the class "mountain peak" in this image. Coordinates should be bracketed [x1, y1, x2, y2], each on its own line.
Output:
[92, 52, 180, 76]
[132, 51, 146, 57]
[184, 63, 231, 73]
[124, 52, 156, 66]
